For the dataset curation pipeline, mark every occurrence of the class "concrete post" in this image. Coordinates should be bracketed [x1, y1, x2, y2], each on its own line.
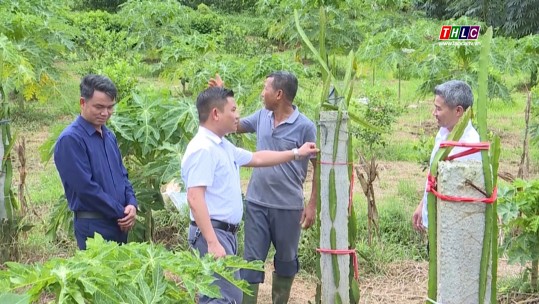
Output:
[437, 160, 492, 304]
[319, 111, 350, 304]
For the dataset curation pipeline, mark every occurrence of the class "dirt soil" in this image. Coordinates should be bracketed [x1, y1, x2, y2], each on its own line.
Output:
[257, 259, 537, 304]
[257, 261, 428, 303]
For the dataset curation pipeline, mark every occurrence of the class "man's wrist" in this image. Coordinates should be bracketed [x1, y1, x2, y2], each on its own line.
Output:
[292, 148, 300, 160]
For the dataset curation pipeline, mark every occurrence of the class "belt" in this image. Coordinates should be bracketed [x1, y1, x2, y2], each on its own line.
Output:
[190, 219, 240, 234]
[75, 211, 106, 219]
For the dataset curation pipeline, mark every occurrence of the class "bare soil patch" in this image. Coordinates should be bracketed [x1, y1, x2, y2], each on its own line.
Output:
[257, 259, 535, 304]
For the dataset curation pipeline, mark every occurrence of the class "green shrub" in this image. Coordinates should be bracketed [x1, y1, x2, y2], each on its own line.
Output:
[181, 0, 258, 13]
[355, 201, 427, 274]
[0, 235, 263, 303]
[298, 224, 318, 274]
[98, 60, 139, 103]
[222, 25, 273, 57]
[350, 86, 404, 156]
[190, 9, 223, 34]
[225, 15, 270, 38]
[73, 0, 127, 12]
[68, 10, 140, 67]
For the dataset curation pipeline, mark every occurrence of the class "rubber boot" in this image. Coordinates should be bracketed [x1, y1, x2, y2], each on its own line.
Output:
[272, 272, 294, 304]
[242, 283, 259, 304]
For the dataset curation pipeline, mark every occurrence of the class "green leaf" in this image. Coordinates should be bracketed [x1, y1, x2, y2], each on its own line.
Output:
[293, 10, 335, 91]
[0, 293, 31, 304]
[498, 201, 519, 224]
[477, 27, 493, 304]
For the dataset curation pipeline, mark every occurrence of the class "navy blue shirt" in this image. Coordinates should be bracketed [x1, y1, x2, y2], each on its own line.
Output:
[54, 116, 137, 219]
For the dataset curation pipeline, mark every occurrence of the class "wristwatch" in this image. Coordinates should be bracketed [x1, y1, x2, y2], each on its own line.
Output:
[292, 148, 300, 160]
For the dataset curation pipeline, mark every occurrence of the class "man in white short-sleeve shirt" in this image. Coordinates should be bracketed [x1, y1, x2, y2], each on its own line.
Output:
[181, 87, 318, 304]
[412, 80, 482, 232]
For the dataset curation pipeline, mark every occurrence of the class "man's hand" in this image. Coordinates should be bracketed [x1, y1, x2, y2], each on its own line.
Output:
[412, 202, 426, 233]
[208, 73, 224, 88]
[118, 205, 137, 232]
[298, 142, 319, 158]
[300, 200, 316, 229]
[207, 239, 227, 258]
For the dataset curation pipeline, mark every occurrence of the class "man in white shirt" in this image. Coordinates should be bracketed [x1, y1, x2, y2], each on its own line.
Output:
[181, 87, 318, 304]
[412, 80, 482, 232]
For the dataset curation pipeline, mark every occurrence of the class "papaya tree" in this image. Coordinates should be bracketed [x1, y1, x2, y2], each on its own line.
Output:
[498, 179, 539, 292]
[258, 0, 363, 59]
[514, 35, 539, 88]
[414, 17, 510, 101]
[357, 19, 435, 101]
[0, 234, 263, 302]
[0, 0, 74, 107]
[109, 89, 198, 241]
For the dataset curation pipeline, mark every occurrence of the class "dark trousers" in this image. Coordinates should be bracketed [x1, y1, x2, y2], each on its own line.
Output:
[74, 217, 127, 250]
[188, 225, 241, 304]
[242, 202, 302, 284]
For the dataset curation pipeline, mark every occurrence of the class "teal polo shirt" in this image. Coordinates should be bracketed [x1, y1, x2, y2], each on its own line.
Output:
[240, 106, 316, 210]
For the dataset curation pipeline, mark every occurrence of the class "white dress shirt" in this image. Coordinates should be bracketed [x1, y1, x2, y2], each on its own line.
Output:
[422, 121, 482, 227]
[181, 127, 253, 224]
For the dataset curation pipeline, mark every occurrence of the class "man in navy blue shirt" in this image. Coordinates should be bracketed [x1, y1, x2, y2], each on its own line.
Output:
[54, 74, 137, 250]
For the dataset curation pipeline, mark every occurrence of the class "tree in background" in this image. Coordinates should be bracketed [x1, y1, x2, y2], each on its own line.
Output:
[180, 0, 258, 13]
[418, 0, 539, 38]
[351, 88, 403, 244]
[73, 0, 127, 12]
[0, 0, 74, 108]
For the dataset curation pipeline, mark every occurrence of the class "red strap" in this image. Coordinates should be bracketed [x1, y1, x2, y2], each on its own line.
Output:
[316, 248, 359, 281]
[439, 141, 490, 149]
[427, 174, 497, 204]
[444, 148, 482, 161]
[426, 141, 496, 203]
[440, 141, 489, 161]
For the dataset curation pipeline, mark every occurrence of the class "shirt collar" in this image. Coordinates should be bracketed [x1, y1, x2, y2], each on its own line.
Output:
[76, 115, 108, 136]
[198, 126, 222, 145]
[266, 105, 300, 125]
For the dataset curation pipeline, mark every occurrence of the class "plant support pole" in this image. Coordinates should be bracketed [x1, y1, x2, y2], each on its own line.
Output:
[318, 111, 351, 304]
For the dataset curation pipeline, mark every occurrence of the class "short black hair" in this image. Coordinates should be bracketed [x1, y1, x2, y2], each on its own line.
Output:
[80, 74, 117, 101]
[266, 71, 298, 102]
[196, 87, 235, 123]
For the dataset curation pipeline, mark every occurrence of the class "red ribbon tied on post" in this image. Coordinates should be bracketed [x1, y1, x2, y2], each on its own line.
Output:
[426, 141, 497, 203]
